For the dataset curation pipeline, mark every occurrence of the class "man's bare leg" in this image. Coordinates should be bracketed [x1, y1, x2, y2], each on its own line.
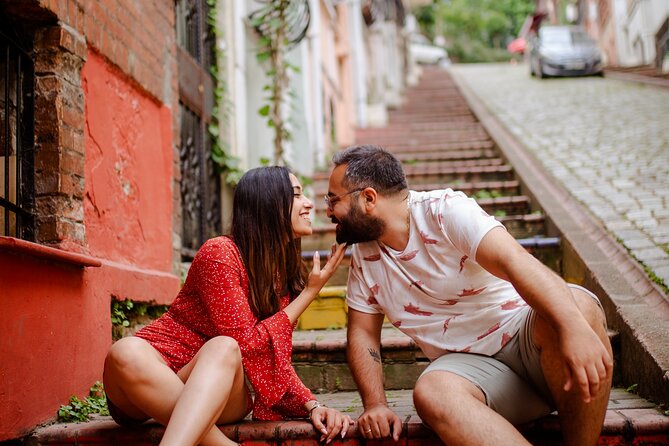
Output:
[413, 371, 530, 446]
[534, 289, 613, 445]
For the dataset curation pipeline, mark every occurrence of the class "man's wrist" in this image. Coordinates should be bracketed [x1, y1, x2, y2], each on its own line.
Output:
[364, 401, 388, 410]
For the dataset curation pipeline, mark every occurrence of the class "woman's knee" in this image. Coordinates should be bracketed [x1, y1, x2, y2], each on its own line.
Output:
[199, 336, 242, 366]
[105, 336, 149, 373]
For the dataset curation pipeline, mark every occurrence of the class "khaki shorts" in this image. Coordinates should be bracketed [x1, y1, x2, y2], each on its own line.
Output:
[419, 284, 605, 425]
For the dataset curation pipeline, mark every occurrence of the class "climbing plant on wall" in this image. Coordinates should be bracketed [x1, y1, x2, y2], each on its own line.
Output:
[249, 0, 310, 165]
[206, 0, 244, 185]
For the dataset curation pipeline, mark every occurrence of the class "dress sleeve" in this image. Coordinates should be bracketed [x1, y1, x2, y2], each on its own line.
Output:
[191, 238, 312, 419]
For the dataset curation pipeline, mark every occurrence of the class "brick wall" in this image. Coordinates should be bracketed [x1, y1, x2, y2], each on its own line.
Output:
[3, 0, 180, 264]
[37, 0, 177, 105]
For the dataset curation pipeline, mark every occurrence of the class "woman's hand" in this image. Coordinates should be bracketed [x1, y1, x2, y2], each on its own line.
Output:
[284, 243, 347, 325]
[306, 243, 347, 293]
[310, 405, 354, 443]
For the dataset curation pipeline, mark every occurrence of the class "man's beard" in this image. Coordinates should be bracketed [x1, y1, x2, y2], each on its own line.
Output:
[333, 202, 385, 245]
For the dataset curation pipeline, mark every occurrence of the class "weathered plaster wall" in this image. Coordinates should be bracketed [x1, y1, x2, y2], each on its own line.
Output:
[0, 252, 109, 439]
[82, 51, 174, 272]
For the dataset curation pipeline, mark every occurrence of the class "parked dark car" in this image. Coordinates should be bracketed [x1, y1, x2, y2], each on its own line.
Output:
[528, 25, 603, 78]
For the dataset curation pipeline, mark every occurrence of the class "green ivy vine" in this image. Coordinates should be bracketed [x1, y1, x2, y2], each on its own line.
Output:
[250, 0, 306, 165]
[206, 0, 244, 186]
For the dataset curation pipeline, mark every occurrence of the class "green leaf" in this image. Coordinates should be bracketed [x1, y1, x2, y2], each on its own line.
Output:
[259, 157, 271, 166]
[208, 124, 220, 137]
[258, 105, 270, 117]
[256, 51, 271, 64]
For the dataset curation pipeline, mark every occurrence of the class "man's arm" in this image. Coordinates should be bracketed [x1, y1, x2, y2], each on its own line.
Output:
[475, 226, 613, 402]
[347, 309, 402, 440]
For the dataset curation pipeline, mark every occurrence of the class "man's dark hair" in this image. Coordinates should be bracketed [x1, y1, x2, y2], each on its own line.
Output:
[332, 145, 408, 196]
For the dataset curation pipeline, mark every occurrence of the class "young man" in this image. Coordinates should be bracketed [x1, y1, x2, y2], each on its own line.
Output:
[326, 145, 613, 445]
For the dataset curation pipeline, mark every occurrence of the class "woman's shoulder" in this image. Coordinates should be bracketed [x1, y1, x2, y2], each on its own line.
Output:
[195, 236, 242, 263]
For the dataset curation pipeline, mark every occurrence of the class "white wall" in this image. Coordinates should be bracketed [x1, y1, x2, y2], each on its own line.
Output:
[620, 0, 669, 66]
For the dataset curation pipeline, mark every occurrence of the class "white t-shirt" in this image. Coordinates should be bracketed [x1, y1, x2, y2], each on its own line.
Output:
[346, 189, 530, 360]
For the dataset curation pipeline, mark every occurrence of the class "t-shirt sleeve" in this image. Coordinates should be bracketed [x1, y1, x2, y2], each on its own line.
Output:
[191, 238, 310, 418]
[436, 190, 504, 259]
[345, 251, 384, 314]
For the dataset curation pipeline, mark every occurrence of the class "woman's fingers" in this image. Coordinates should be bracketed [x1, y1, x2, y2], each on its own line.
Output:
[311, 250, 320, 274]
[311, 410, 328, 436]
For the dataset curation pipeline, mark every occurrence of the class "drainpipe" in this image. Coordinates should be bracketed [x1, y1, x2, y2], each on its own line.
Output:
[349, 0, 368, 128]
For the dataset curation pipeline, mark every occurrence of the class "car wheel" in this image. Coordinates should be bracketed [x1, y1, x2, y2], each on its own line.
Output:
[537, 61, 545, 79]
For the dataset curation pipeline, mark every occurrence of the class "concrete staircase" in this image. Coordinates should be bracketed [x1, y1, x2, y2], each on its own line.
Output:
[23, 68, 669, 445]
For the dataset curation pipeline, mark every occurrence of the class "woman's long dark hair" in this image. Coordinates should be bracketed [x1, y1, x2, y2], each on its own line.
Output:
[231, 166, 307, 320]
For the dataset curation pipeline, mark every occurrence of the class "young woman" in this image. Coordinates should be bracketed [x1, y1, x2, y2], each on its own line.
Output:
[103, 166, 351, 446]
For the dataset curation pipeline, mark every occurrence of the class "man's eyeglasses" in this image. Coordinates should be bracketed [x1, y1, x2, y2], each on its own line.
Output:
[324, 187, 365, 211]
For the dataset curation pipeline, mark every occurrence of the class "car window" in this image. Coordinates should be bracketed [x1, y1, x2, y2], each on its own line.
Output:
[540, 28, 571, 44]
[570, 30, 592, 44]
[540, 27, 593, 45]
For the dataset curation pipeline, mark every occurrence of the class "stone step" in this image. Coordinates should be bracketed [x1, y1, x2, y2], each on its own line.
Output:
[312, 180, 522, 200]
[302, 213, 548, 252]
[311, 194, 533, 223]
[291, 325, 620, 392]
[26, 388, 669, 446]
[293, 326, 426, 392]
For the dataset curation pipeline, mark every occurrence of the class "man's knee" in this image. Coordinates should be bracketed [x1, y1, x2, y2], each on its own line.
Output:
[571, 288, 607, 331]
[414, 371, 484, 421]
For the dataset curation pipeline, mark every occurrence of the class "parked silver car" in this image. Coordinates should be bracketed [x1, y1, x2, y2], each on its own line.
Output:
[528, 25, 603, 78]
[409, 33, 450, 66]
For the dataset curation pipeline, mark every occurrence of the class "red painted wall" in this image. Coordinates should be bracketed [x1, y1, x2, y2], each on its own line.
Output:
[82, 51, 174, 272]
[0, 51, 180, 440]
[0, 252, 109, 439]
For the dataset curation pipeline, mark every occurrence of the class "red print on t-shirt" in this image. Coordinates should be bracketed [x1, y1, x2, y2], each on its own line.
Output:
[477, 322, 501, 340]
[458, 255, 468, 273]
[420, 231, 438, 245]
[404, 303, 433, 316]
[399, 250, 419, 261]
[457, 287, 486, 297]
[501, 299, 523, 310]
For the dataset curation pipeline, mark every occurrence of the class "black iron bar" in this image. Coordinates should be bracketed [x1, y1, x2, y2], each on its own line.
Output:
[16, 51, 22, 238]
[4, 43, 11, 236]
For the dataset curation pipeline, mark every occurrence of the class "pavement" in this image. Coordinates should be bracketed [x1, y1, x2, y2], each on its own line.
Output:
[449, 63, 669, 294]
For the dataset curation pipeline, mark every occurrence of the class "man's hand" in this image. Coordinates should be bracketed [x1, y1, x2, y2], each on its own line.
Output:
[558, 322, 613, 403]
[357, 404, 402, 441]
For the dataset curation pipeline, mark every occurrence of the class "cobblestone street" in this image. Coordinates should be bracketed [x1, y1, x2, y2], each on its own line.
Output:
[451, 63, 669, 292]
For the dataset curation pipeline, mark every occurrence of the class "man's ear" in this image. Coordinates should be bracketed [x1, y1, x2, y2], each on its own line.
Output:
[360, 187, 378, 211]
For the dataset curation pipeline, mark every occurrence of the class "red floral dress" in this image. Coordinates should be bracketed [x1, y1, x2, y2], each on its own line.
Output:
[135, 236, 313, 420]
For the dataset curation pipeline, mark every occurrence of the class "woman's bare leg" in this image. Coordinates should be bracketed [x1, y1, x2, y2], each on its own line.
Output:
[103, 336, 248, 446]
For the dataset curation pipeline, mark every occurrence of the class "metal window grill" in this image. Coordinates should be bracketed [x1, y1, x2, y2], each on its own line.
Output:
[176, 0, 221, 260]
[0, 29, 35, 240]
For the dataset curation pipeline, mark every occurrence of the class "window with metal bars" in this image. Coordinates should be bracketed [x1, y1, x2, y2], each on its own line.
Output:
[0, 27, 35, 241]
[175, 0, 221, 260]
